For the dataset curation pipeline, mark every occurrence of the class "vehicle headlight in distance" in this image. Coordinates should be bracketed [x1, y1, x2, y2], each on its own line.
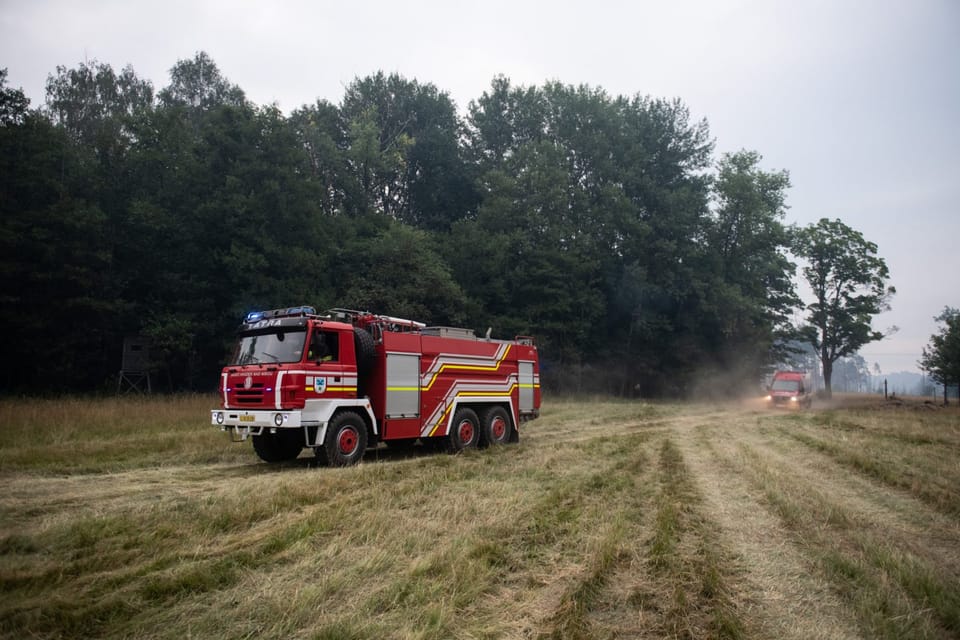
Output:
[216, 412, 225, 424]
[274, 413, 285, 427]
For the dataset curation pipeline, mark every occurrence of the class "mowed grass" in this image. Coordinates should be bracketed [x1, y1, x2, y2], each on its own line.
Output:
[0, 395, 958, 639]
[0, 395, 248, 473]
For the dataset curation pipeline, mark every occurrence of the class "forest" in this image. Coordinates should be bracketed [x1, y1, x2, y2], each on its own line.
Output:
[1, 52, 843, 395]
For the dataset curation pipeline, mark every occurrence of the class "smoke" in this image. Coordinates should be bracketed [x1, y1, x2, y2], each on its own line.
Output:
[540, 355, 772, 401]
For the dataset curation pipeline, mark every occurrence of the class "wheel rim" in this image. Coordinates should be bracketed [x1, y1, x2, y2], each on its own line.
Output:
[458, 419, 475, 445]
[491, 416, 507, 441]
[338, 427, 359, 455]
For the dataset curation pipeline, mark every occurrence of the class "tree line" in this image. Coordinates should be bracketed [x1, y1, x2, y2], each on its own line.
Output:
[0, 54, 897, 395]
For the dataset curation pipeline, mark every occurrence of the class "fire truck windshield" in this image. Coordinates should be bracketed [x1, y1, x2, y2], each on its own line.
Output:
[771, 379, 801, 392]
[231, 329, 306, 365]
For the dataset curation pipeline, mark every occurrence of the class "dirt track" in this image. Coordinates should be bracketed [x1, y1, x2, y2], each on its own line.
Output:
[668, 408, 861, 639]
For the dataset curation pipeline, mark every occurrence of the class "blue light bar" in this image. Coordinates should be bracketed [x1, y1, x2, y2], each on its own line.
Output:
[243, 306, 316, 324]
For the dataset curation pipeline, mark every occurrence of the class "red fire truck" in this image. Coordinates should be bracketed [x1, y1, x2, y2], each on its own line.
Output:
[211, 307, 541, 465]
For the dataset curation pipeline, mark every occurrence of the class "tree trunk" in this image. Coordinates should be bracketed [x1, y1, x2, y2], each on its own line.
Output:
[822, 357, 833, 399]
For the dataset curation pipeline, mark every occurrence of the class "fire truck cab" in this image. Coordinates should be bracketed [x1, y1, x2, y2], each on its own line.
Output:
[211, 307, 540, 466]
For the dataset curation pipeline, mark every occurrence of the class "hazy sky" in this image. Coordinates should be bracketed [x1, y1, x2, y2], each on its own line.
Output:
[2, 0, 958, 375]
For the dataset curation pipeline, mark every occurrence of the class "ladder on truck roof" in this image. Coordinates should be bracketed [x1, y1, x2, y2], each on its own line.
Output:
[325, 308, 426, 332]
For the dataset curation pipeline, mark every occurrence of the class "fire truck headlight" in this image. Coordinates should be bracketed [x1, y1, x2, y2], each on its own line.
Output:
[215, 412, 225, 425]
[790, 396, 798, 402]
[274, 413, 285, 427]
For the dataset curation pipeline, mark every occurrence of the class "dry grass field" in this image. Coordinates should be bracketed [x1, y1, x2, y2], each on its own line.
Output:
[1, 394, 958, 639]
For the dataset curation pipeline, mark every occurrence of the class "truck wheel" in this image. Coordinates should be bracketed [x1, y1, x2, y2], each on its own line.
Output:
[480, 406, 511, 446]
[252, 430, 303, 463]
[447, 407, 480, 453]
[324, 411, 368, 467]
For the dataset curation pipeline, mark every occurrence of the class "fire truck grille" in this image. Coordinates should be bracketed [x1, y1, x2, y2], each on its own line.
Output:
[234, 384, 266, 405]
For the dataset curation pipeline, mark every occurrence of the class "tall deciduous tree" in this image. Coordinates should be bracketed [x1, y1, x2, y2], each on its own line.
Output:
[447, 139, 606, 368]
[44, 60, 154, 160]
[461, 78, 716, 392]
[339, 72, 476, 227]
[288, 100, 348, 215]
[704, 150, 798, 375]
[158, 51, 245, 110]
[466, 75, 547, 170]
[0, 75, 117, 389]
[792, 218, 896, 397]
[332, 222, 468, 325]
[919, 307, 960, 404]
[0, 69, 30, 126]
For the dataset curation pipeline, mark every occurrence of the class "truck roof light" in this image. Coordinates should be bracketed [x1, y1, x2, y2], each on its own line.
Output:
[287, 306, 316, 316]
[244, 306, 316, 324]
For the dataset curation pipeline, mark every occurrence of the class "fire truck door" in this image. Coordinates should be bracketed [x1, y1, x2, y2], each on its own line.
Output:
[519, 361, 534, 412]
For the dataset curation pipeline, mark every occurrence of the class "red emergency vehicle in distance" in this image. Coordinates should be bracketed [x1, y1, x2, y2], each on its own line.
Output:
[211, 306, 541, 466]
[766, 370, 812, 409]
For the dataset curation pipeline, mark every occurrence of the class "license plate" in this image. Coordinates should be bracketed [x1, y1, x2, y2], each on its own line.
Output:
[239, 415, 255, 423]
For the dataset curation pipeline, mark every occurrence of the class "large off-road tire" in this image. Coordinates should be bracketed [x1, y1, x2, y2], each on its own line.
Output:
[446, 407, 480, 453]
[353, 328, 376, 397]
[353, 328, 376, 376]
[251, 430, 303, 463]
[479, 406, 512, 447]
[323, 411, 368, 467]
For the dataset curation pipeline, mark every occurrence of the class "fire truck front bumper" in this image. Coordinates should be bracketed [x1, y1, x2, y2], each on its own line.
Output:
[212, 400, 376, 444]
[212, 409, 303, 437]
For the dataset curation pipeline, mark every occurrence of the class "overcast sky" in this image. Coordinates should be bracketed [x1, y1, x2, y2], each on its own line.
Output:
[2, 0, 958, 376]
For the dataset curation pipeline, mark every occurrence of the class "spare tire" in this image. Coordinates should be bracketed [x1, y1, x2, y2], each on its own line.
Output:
[353, 327, 376, 376]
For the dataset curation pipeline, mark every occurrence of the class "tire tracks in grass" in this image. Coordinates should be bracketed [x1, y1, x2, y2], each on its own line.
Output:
[543, 432, 749, 640]
[488, 434, 654, 639]
[780, 426, 960, 519]
[756, 422, 960, 590]
[533, 405, 767, 639]
[729, 426, 960, 639]
[677, 416, 864, 640]
[341, 433, 656, 640]
[536, 448, 651, 640]
[636, 436, 747, 640]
